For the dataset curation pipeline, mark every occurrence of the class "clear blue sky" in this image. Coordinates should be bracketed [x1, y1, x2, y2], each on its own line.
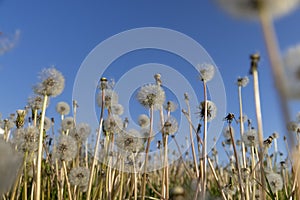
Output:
[1, 1, 300, 157]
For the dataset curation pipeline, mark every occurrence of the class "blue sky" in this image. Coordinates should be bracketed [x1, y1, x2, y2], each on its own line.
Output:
[1, 1, 300, 158]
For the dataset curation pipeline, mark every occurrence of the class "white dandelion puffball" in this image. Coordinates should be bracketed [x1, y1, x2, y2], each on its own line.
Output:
[137, 84, 166, 110]
[266, 172, 283, 192]
[197, 63, 215, 82]
[56, 101, 70, 115]
[33, 67, 65, 97]
[242, 129, 259, 147]
[215, 0, 299, 20]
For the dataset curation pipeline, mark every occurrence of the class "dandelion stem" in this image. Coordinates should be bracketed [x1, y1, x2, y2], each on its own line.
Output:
[251, 65, 266, 200]
[141, 105, 154, 200]
[86, 88, 105, 199]
[201, 80, 208, 199]
[258, 6, 291, 146]
[228, 122, 245, 200]
[185, 98, 199, 178]
[36, 94, 48, 200]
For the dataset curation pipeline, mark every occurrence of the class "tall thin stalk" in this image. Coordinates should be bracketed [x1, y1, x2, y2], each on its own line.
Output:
[201, 80, 208, 199]
[36, 95, 48, 200]
[185, 95, 199, 178]
[257, 3, 291, 146]
[86, 78, 106, 199]
[141, 105, 154, 200]
[250, 54, 266, 200]
[238, 85, 247, 168]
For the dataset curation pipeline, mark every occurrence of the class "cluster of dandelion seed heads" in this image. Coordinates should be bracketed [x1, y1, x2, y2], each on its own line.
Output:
[286, 121, 299, 132]
[56, 101, 70, 115]
[13, 126, 39, 152]
[33, 67, 65, 97]
[137, 84, 166, 110]
[69, 123, 91, 142]
[198, 100, 217, 122]
[97, 89, 118, 108]
[138, 114, 150, 127]
[197, 63, 215, 82]
[52, 135, 77, 162]
[69, 167, 90, 192]
[216, 0, 299, 20]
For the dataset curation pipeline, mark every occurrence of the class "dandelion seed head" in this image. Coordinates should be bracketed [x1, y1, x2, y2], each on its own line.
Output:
[287, 121, 299, 132]
[13, 126, 39, 153]
[52, 135, 77, 162]
[33, 67, 65, 97]
[164, 101, 178, 112]
[111, 104, 124, 115]
[116, 129, 145, 153]
[160, 116, 178, 135]
[266, 172, 283, 192]
[61, 117, 74, 131]
[197, 63, 215, 82]
[28, 95, 49, 110]
[137, 84, 165, 110]
[97, 89, 118, 108]
[56, 101, 70, 115]
[103, 115, 123, 134]
[70, 123, 91, 142]
[223, 126, 234, 139]
[138, 114, 150, 128]
[69, 167, 90, 192]
[197, 100, 217, 122]
[237, 76, 249, 87]
[216, 0, 299, 20]
[44, 116, 52, 131]
[242, 129, 259, 147]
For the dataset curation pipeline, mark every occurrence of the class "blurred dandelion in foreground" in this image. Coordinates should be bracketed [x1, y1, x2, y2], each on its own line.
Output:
[283, 44, 300, 99]
[215, 0, 299, 19]
[137, 84, 165, 110]
[266, 172, 283, 193]
[0, 138, 23, 196]
[69, 167, 90, 192]
[33, 67, 65, 97]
